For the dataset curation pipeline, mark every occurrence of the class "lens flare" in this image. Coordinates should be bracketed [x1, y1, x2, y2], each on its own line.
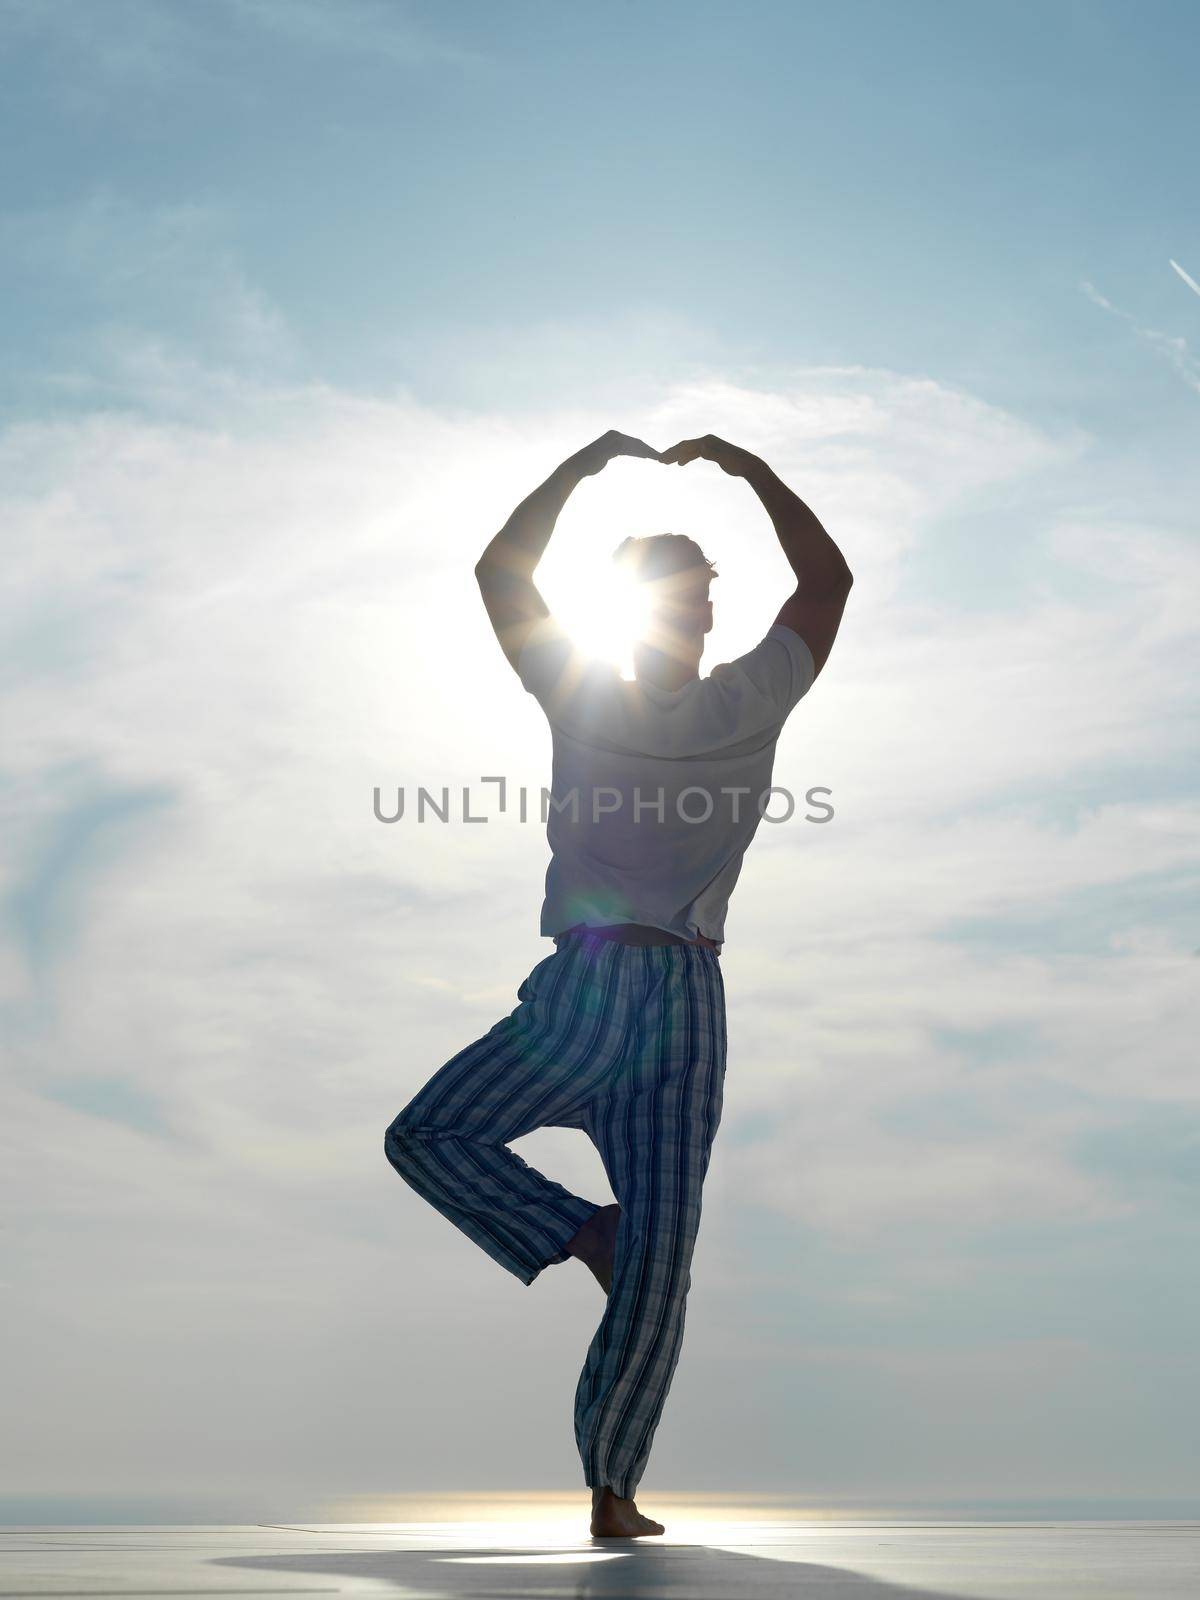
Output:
[553, 563, 655, 674]
[612, 564, 655, 650]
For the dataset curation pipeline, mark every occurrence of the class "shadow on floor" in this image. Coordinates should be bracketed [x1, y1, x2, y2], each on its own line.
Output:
[217, 1541, 991, 1599]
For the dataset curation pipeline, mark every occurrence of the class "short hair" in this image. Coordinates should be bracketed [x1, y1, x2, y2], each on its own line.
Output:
[612, 532, 718, 585]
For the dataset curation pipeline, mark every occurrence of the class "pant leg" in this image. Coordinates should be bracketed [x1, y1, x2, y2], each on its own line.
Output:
[573, 943, 727, 1498]
[384, 938, 638, 1287]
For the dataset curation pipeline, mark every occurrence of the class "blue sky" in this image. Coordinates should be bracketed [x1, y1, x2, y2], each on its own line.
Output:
[4, 0, 1199, 430]
[2, 0, 1199, 1519]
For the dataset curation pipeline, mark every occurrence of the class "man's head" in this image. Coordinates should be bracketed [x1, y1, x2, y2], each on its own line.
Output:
[612, 532, 717, 688]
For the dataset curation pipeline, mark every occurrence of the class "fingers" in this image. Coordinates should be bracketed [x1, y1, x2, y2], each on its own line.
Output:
[660, 436, 707, 466]
[600, 430, 737, 470]
[613, 433, 663, 461]
[578, 431, 650, 474]
[588, 430, 686, 464]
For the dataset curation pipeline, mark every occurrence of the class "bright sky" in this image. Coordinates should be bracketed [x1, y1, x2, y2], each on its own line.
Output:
[2, 0, 1198, 1519]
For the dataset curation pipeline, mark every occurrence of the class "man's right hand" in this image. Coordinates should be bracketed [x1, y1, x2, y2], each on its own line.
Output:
[572, 429, 663, 478]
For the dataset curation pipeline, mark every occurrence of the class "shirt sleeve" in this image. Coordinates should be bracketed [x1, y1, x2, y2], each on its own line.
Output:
[724, 623, 816, 720]
[516, 616, 617, 722]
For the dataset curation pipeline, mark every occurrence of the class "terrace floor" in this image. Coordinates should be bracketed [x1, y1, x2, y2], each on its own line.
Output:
[3, 1510, 1199, 1600]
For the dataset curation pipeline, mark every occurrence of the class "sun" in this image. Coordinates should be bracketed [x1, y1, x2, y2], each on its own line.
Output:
[539, 561, 654, 677]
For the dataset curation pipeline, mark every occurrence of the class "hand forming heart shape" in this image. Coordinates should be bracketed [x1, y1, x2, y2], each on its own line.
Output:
[576, 429, 753, 479]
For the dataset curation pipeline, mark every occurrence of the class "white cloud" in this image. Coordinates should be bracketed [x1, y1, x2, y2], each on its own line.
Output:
[2, 190, 298, 385]
[1082, 278, 1200, 395]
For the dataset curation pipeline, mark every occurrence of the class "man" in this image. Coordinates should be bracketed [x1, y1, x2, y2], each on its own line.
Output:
[385, 429, 852, 1538]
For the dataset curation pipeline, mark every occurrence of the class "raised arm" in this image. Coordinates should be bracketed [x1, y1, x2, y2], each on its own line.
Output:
[660, 433, 853, 677]
[475, 429, 661, 671]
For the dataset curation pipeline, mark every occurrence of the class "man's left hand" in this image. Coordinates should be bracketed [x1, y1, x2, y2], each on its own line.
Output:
[573, 429, 663, 478]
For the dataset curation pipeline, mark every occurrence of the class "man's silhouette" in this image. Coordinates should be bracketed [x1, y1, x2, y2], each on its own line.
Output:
[385, 429, 853, 1538]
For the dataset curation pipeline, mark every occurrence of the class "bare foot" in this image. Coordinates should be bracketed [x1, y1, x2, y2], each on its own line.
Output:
[566, 1203, 620, 1294]
[590, 1486, 664, 1538]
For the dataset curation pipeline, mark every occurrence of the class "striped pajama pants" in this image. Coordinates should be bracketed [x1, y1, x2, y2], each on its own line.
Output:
[383, 927, 727, 1501]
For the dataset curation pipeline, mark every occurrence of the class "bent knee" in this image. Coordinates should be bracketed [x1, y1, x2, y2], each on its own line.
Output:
[383, 1113, 419, 1169]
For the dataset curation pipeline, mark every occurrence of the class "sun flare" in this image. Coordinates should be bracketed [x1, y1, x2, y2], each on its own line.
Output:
[545, 562, 655, 676]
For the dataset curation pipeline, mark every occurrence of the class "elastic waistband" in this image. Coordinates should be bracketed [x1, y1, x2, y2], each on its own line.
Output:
[555, 923, 721, 956]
